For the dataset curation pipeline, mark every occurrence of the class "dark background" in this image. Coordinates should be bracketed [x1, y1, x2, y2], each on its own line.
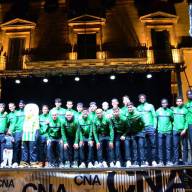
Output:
[1, 72, 173, 110]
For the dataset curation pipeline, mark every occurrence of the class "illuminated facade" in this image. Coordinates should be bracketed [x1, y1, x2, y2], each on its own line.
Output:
[0, 0, 191, 100]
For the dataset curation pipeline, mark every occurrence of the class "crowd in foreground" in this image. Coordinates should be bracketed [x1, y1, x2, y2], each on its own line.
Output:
[0, 90, 192, 169]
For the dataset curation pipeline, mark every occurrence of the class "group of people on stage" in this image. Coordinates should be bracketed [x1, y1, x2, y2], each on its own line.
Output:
[0, 90, 192, 169]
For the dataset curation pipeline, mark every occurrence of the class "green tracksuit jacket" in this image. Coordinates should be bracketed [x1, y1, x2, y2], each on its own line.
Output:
[0, 112, 8, 133]
[39, 114, 49, 136]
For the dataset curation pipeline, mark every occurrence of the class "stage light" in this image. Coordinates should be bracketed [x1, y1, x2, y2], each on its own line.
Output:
[146, 73, 152, 79]
[15, 79, 21, 84]
[110, 75, 116, 80]
[74, 76, 80, 81]
[43, 78, 48, 83]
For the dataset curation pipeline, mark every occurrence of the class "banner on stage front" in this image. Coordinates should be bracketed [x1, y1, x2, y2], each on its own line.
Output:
[0, 168, 191, 192]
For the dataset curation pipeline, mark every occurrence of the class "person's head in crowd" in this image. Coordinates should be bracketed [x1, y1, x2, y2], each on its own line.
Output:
[42, 105, 49, 114]
[76, 102, 83, 113]
[176, 96, 183, 107]
[18, 100, 25, 109]
[8, 102, 16, 112]
[51, 110, 58, 121]
[55, 98, 62, 108]
[82, 108, 89, 119]
[161, 99, 168, 109]
[122, 95, 130, 106]
[66, 100, 73, 109]
[89, 102, 97, 112]
[187, 89, 192, 100]
[65, 110, 73, 121]
[0, 103, 5, 113]
[138, 94, 146, 104]
[127, 102, 134, 113]
[96, 108, 103, 119]
[111, 98, 119, 109]
[113, 107, 120, 118]
[102, 101, 109, 111]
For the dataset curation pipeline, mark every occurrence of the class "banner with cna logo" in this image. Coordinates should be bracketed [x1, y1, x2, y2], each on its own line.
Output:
[0, 167, 192, 192]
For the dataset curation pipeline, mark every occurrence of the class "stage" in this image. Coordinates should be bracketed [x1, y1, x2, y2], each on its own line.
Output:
[0, 165, 191, 192]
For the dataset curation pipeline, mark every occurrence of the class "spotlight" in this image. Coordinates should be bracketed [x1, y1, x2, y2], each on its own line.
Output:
[74, 76, 80, 81]
[110, 74, 116, 80]
[146, 73, 152, 79]
[15, 79, 21, 84]
[43, 78, 48, 83]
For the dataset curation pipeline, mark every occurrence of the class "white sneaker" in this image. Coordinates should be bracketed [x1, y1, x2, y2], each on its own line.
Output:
[126, 160, 132, 168]
[1, 161, 6, 168]
[115, 161, 121, 168]
[12, 162, 18, 168]
[64, 161, 70, 168]
[102, 161, 108, 168]
[71, 161, 78, 168]
[94, 161, 99, 168]
[88, 162, 94, 168]
[152, 161, 157, 166]
[141, 161, 149, 167]
[97, 162, 103, 168]
[109, 162, 115, 168]
[79, 162, 86, 168]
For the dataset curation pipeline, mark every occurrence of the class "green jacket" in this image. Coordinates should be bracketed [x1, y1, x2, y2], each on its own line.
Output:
[49, 107, 66, 122]
[126, 110, 144, 134]
[15, 109, 25, 132]
[47, 118, 63, 139]
[121, 106, 128, 117]
[89, 111, 96, 121]
[156, 107, 173, 133]
[93, 116, 114, 144]
[39, 114, 49, 136]
[78, 116, 93, 141]
[7, 111, 17, 134]
[137, 102, 157, 128]
[61, 117, 79, 144]
[172, 106, 188, 132]
[0, 112, 8, 133]
[185, 100, 192, 125]
[110, 115, 127, 135]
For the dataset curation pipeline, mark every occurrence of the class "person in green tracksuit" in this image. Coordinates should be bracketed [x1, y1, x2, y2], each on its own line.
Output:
[172, 96, 188, 165]
[62, 111, 79, 168]
[102, 101, 111, 119]
[89, 102, 97, 121]
[76, 102, 84, 119]
[93, 108, 114, 168]
[110, 107, 127, 167]
[7, 103, 17, 135]
[156, 99, 173, 166]
[108, 98, 121, 118]
[121, 95, 131, 117]
[0, 103, 8, 165]
[49, 98, 66, 122]
[125, 102, 145, 167]
[185, 90, 192, 163]
[65, 100, 77, 116]
[78, 108, 94, 168]
[38, 105, 49, 167]
[47, 109, 64, 168]
[137, 94, 157, 166]
[12, 100, 25, 167]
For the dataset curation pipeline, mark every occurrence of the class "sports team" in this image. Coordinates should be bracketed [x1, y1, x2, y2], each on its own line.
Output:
[0, 90, 192, 169]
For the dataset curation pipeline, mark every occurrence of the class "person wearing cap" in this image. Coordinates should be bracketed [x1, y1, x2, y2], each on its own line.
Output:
[137, 94, 157, 166]
[12, 100, 25, 167]
[62, 111, 79, 168]
[185, 90, 192, 163]
[46, 109, 64, 168]
[89, 102, 97, 121]
[93, 108, 114, 168]
[0, 103, 8, 166]
[156, 99, 173, 166]
[50, 98, 66, 122]
[111, 107, 127, 168]
[125, 102, 145, 167]
[172, 96, 188, 165]
[78, 108, 94, 168]
[38, 105, 49, 167]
